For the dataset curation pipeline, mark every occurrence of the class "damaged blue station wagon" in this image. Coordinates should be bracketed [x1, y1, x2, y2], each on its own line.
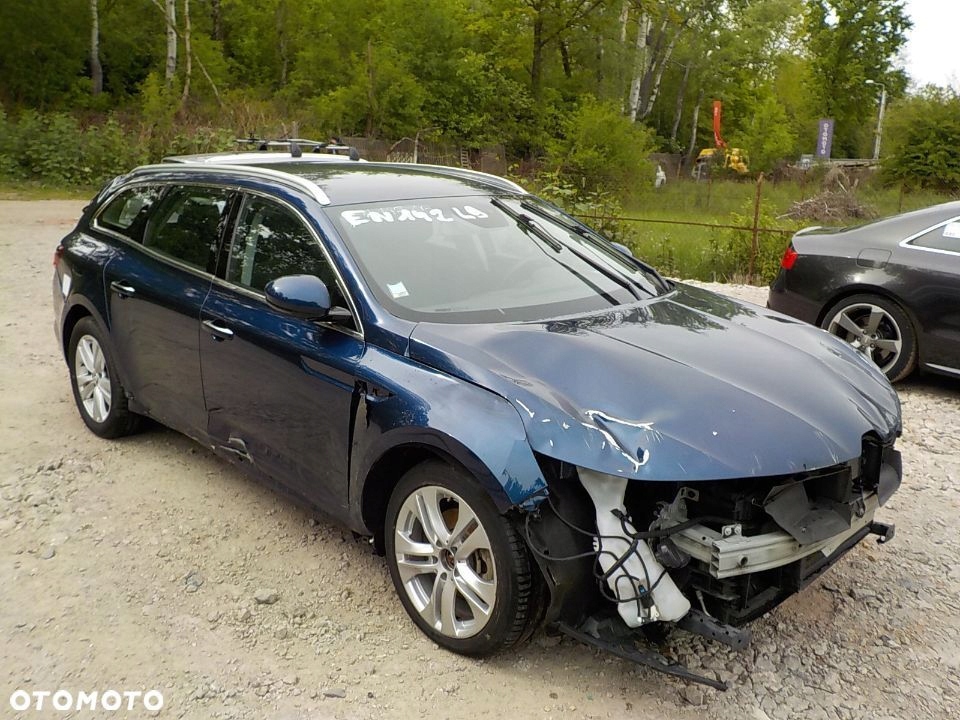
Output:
[53, 154, 901, 688]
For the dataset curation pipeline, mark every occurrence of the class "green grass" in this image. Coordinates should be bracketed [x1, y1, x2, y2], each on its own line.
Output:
[611, 178, 957, 282]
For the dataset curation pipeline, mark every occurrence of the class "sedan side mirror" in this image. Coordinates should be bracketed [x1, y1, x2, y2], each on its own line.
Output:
[264, 274, 332, 318]
[611, 241, 634, 258]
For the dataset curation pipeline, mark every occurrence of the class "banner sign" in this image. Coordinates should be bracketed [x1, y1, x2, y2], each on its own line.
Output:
[816, 118, 835, 159]
[712, 100, 727, 148]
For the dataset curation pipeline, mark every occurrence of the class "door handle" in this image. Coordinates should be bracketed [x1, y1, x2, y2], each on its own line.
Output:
[110, 280, 136, 298]
[202, 319, 234, 341]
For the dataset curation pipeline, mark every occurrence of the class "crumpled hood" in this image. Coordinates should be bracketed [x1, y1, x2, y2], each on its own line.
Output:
[408, 283, 901, 481]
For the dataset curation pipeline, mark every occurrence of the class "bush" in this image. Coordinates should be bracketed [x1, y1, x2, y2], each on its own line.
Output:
[0, 109, 147, 186]
[882, 88, 960, 192]
[545, 97, 656, 197]
[707, 197, 801, 284]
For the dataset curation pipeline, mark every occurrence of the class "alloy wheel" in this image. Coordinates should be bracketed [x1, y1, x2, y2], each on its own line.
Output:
[825, 302, 903, 375]
[392, 485, 497, 639]
[74, 334, 112, 423]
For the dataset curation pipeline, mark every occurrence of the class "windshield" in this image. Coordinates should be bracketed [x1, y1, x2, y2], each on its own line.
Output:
[328, 194, 668, 323]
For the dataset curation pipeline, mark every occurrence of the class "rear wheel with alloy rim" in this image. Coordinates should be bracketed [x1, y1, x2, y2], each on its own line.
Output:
[384, 460, 542, 656]
[67, 317, 141, 438]
[821, 294, 917, 382]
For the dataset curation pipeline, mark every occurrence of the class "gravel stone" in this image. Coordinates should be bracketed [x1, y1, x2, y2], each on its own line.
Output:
[254, 588, 280, 605]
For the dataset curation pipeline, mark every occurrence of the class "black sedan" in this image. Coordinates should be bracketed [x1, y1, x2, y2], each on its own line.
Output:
[768, 201, 960, 382]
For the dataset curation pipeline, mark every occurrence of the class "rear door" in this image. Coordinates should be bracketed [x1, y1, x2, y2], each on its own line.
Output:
[900, 218, 960, 372]
[100, 183, 234, 436]
[199, 193, 363, 514]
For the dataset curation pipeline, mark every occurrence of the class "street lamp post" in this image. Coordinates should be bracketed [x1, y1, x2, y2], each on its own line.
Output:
[864, 79, 887, 161]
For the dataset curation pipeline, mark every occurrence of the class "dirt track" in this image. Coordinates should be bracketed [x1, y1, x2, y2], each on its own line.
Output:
[1, 200, 958, 719]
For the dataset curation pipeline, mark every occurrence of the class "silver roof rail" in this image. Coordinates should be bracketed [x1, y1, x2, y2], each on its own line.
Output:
[129, 163, 332, 205]
[399, 163, 527, 194]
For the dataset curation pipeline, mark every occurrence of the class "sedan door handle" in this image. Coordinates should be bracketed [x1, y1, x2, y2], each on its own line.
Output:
[202, 319, 234, 341]
[110, 280, 136, 298]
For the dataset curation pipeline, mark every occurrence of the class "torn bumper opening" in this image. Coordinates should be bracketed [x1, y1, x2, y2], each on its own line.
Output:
[518, 435, 900, 688]
[521, 434, 901, 652]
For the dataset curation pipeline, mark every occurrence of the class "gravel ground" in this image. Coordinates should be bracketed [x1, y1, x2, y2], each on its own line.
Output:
[1, 201, 958, 719]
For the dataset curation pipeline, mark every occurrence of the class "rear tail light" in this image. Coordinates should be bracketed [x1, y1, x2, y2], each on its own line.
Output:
[780, 244, 798, 270]
[53, 244, 64, 267]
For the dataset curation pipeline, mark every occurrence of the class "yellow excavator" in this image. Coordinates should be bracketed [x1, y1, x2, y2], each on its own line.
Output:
[692, 147, 750, 179]
[692, 99, 750, 179]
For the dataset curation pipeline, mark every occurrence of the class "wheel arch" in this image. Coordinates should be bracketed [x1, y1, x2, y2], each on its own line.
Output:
[61, 297, 108, 362]
[358, 432, 518, 554]
[815, 284, 918, 330]
[61, 298, 138, 401]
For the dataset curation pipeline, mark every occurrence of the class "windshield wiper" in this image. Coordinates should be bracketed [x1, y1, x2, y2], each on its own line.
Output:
[490, 197, 625, 305]
[499, 198, 643, 301]
[519, 200, 670, 295]
[490, 197, 563, 252]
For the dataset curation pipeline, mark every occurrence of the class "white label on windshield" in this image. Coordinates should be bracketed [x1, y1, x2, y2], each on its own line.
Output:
[942, 221, 960, 239]
[341, 205, 488, 228]
[387, 281, 409, 299]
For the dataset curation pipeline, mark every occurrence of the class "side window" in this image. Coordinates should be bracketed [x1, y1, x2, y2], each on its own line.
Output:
[143, 186, 232, 271]
[227, 196, 344, 305]
[910, 220, 960, 254]
[96, 186, 162, 241]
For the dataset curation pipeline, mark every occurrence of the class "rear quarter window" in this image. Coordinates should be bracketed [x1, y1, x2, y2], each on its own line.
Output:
[96, 186, 163, 241]
[908, 219, 960, 254]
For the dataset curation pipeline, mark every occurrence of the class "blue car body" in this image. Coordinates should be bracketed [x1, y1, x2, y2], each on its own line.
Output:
[53, 160, 902, 680]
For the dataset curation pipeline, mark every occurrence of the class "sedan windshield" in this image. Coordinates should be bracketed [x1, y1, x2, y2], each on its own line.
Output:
[329, 195, 668, 323]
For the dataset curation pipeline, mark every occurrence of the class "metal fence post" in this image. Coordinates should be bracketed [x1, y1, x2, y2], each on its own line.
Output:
[748, 172, 764, 284]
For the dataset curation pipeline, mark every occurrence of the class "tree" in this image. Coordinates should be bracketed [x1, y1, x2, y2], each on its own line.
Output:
[0, 0, 87, 107]
[729, 88, 797, 171]
[90, 0, 103, 95]
[165, 0, 177, 85]
[547, 96, 656, 193]
[806, 0, 910, 157]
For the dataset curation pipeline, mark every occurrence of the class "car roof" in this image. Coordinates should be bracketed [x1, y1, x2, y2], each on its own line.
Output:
[128, 161, 527, 206]
[838, 200, 960, 243]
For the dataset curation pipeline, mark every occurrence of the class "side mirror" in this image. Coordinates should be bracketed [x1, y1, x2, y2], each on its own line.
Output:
[264, 274, 331, 318]
[611, 242, 634, 258]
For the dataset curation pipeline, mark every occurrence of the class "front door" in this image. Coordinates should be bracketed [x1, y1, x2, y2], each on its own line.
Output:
[199, 194, 363, 514]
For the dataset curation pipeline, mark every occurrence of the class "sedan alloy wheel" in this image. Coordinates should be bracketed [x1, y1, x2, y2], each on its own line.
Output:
[823, 294, 917, 381]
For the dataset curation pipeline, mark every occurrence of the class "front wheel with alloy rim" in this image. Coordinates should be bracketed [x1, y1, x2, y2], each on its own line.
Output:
[384, 460, 542, 656]
[67, 317, 141, 438]
[821, 294, 917, 382]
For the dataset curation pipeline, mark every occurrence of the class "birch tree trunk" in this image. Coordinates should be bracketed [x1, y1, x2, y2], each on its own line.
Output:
[627, 11, 651, 121]
[89, 0, 103, 95]
[180, 0, 192, 103]
[165, 0, 177, 85]
[638, 29, 676, 120]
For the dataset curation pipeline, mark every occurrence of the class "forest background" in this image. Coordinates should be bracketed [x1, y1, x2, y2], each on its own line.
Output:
[1, 0, 958, 281]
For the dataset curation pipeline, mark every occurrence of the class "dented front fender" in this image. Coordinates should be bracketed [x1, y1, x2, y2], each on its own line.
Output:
[348, 345, 547, 533]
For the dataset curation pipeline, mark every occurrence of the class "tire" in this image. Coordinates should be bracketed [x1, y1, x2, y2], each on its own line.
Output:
[67, 317, 141, 438]
[384, 460, 542, 656]
[821, 294, 917, 382]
